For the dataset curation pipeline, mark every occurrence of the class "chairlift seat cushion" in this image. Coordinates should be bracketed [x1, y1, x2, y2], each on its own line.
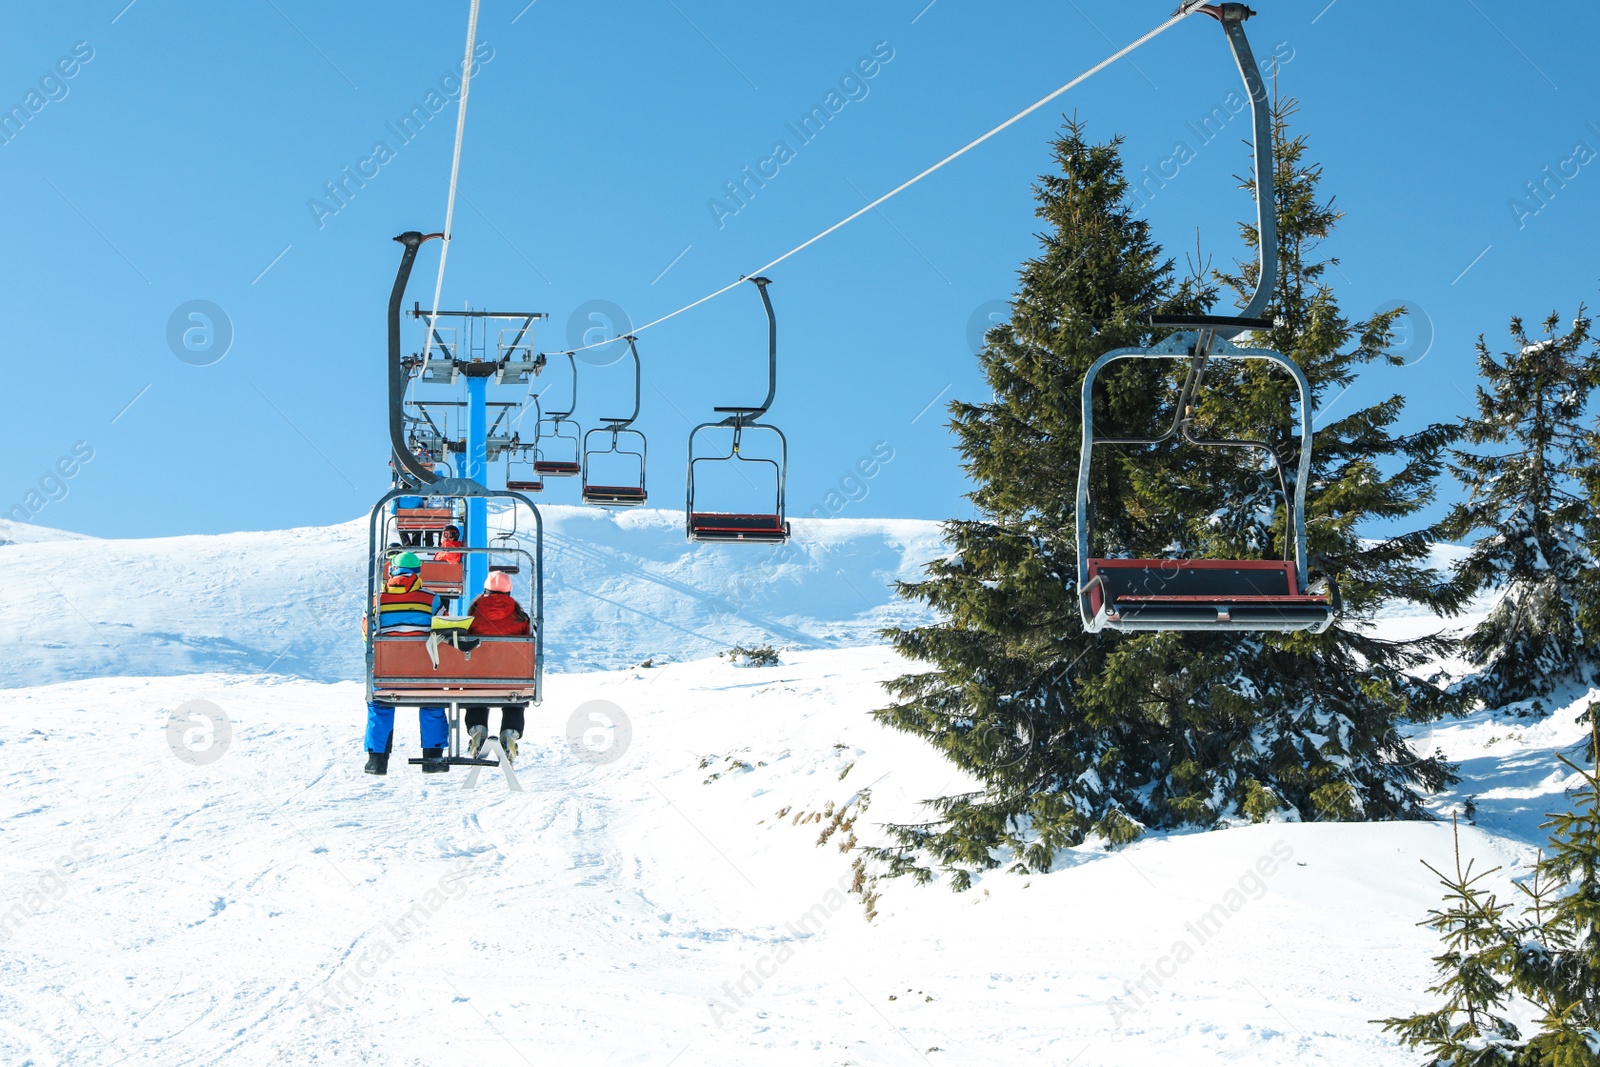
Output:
[583, 485, 647, 506]
[506, 480, 544, 492]
[688, 513, 790, 543]
[533, 461, 581, 476]
[1084, 558, 1333, 632]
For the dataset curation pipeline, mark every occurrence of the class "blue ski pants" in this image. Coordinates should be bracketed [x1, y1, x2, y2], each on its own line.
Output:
[365, 702, 449, 752]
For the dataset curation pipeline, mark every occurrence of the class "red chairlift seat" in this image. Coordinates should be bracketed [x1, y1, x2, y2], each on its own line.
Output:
[583, 484, 647, 507]
[371, 634, 538, 705]
[688, 512, 791, 544]
[1082, 558, 1334, 633]
[395, 506, 457, 532]
[418, 560, 463, 597]
[533, 459, 581, 477]
[506, 478, 545, 492]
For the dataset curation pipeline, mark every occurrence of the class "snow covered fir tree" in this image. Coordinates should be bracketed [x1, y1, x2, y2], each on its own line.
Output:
[1378, 818, 1524, 1065]
[1438, 311, 1600, 715]
[870, 102, 1466, 888]
[1383, 720, 1600, 1064]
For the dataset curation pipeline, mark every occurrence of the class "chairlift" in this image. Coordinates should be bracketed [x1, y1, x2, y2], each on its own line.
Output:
[1075, 3, 1337, 635]
[533, 353, 582, 477]
[686, 278, 789, 544]
[490, 531, 522, 575]
[366, 484, 545, 769]
[506, 444, 544, 493]
[394, 501, 460, 538]
[582, 336, 648, 507]
[372, 232, 545, 782]
[418, 557, 464, 599]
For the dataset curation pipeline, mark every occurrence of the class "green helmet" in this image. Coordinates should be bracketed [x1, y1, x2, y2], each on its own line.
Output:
[394, 551, 422, 570]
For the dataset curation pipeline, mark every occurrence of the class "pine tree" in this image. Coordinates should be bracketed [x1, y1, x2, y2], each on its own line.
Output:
[869, 119, 1201, 884]
[1508, 715, 1600, 1064]
[1439, 311, 1598, 714]
[1379, 816, 1522, 1066]
[1382, 719, 1600, 1065]
[869, 102, 1462, 889]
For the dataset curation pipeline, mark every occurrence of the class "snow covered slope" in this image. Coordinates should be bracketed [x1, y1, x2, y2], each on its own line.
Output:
[2, 647, 1576, 1066]
[0, 507, 943, 688]
[4, 508, 1589, 1065]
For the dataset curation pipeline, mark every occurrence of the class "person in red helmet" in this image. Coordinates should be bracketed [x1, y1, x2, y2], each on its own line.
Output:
[463, 569, 531, 761]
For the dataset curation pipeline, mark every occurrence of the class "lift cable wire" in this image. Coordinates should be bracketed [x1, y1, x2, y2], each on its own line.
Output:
[553, 3, 1205, 357]
[419, 0, 482, 369]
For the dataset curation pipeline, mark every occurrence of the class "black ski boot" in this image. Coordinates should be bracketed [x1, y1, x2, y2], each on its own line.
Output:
[364, 751, 389, 776]
[420, 747, 449, 773]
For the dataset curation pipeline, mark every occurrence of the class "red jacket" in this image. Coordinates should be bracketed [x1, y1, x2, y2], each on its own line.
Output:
[468, 592, 530, 636]
[434, 537, 464, 565]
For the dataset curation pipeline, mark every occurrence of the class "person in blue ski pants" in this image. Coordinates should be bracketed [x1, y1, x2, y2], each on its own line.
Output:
[365, 551, 448, 775]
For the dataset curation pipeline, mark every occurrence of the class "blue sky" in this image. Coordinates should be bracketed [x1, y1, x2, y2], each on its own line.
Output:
[3, 1, 1598, 539]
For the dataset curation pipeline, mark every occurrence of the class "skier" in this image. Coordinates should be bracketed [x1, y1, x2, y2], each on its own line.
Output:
[435, 524, 464, 564]
[393, 492, 426, 547]
[462, 569, 531, 762]
[365, 551, 450, 775]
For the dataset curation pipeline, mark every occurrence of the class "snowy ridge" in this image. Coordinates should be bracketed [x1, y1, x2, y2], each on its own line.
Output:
[0, 518, 92, 545]
[0, 506, 943, 688]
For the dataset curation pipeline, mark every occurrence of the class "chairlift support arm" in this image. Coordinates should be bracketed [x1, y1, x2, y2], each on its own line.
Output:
[712, 277, 777, 425]
[601, 336, 642, 428]
[540, 353, 579, 420]
[1200, 3, 1277, 327]
[389, 231, 445, 487]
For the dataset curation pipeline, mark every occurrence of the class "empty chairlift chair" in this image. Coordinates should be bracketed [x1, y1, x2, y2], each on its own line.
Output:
[490, 532, 521, 575]
[505, 442, 544, 494]
[582, 336, 648, 507]
[1075, 2, 1337, 636]
[533, 353, 582, 478]
[686, 278, 790, 544]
